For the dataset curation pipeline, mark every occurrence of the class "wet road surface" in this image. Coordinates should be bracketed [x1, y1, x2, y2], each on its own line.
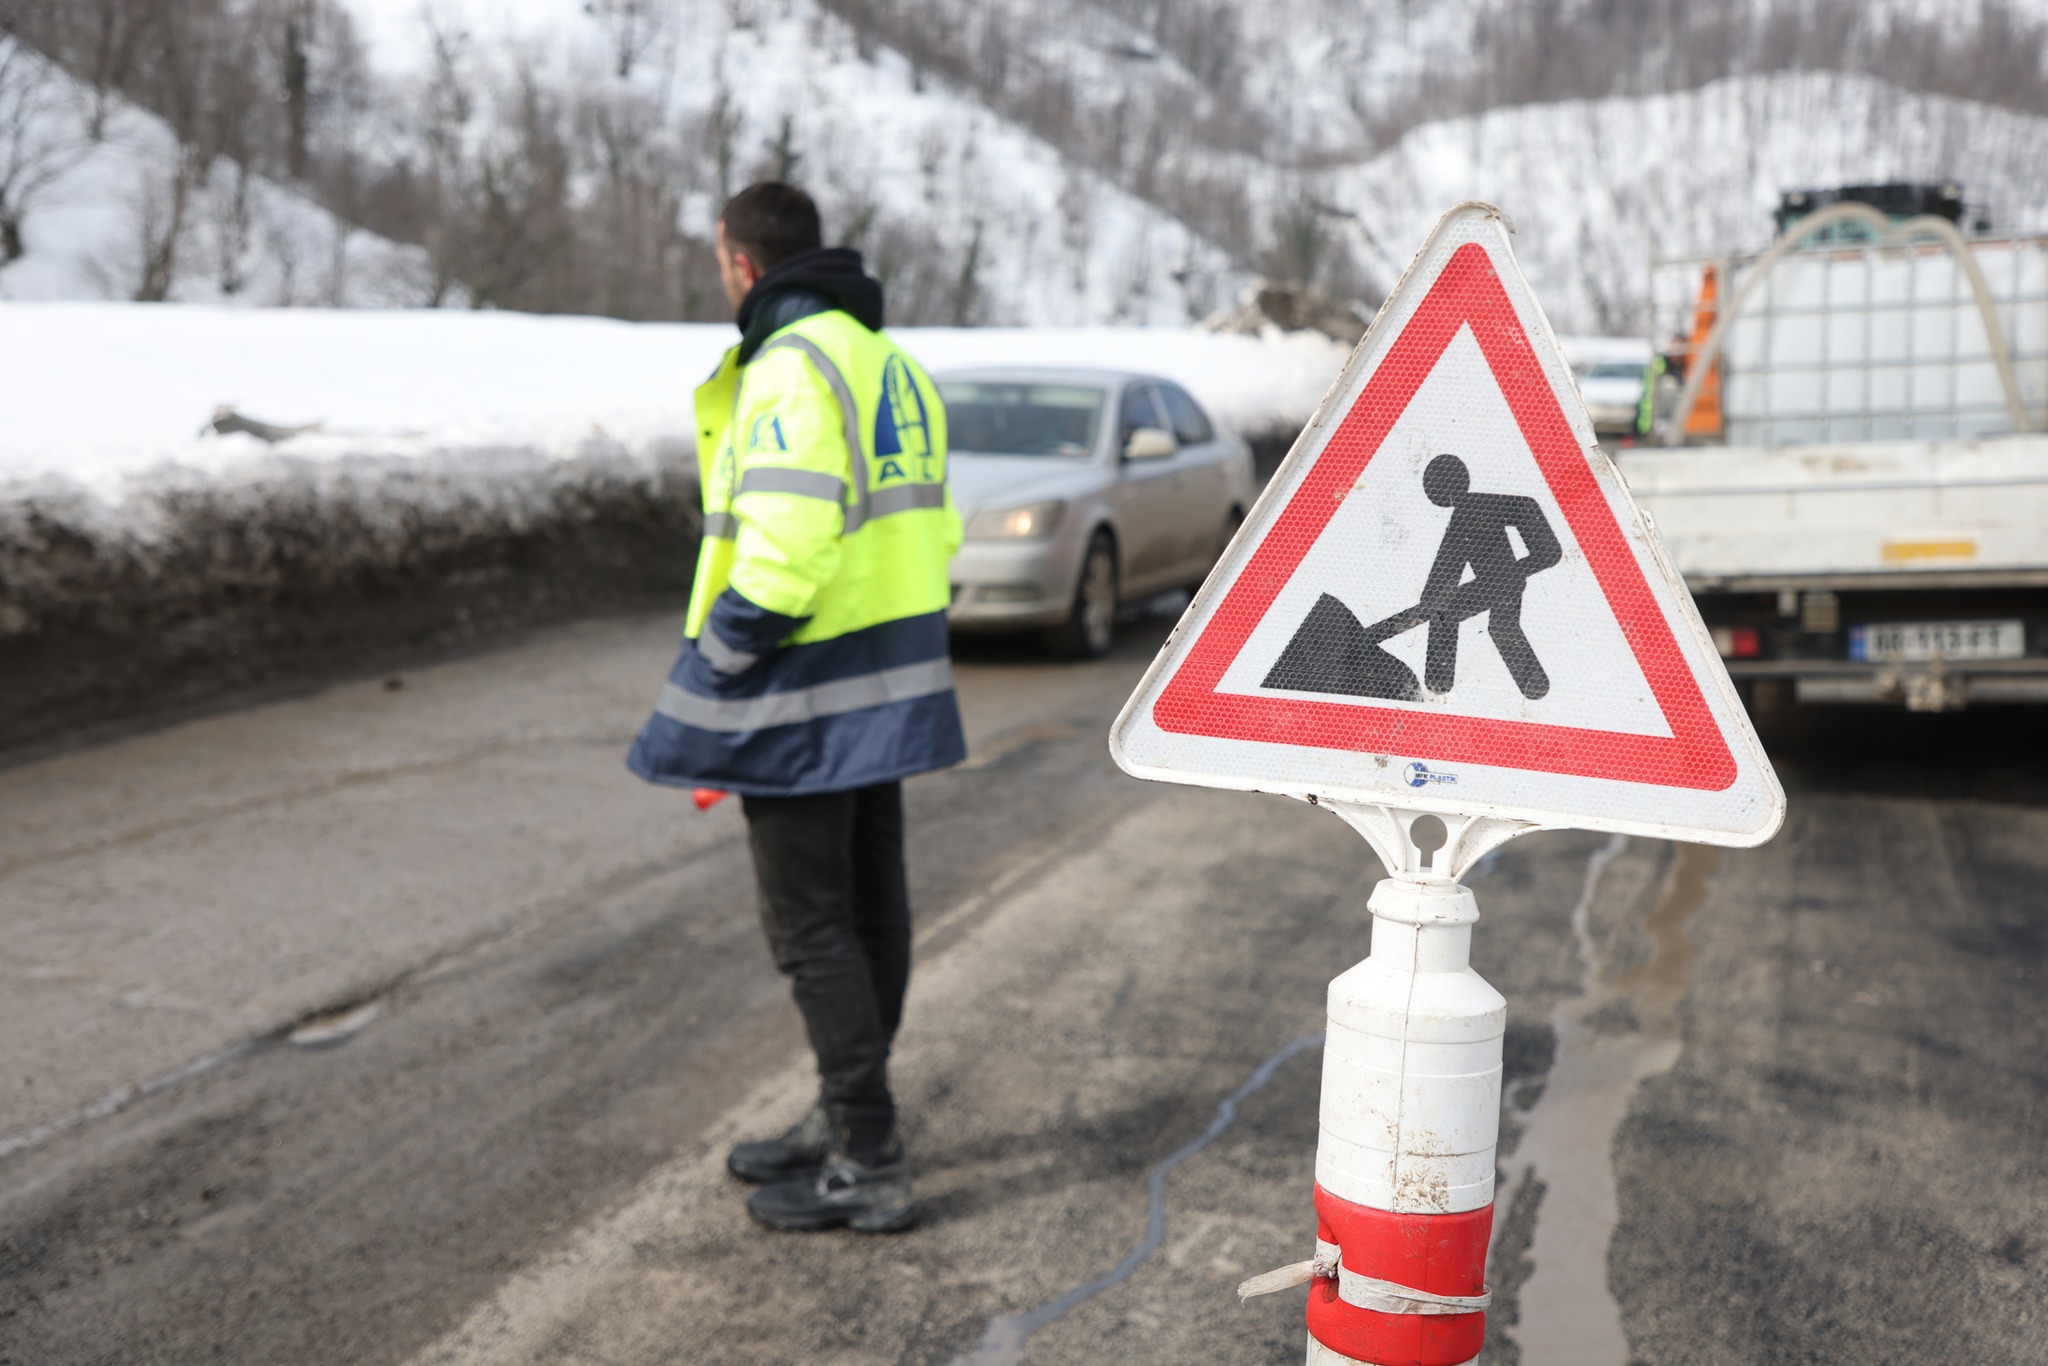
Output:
[2, 611, 2045, 1364]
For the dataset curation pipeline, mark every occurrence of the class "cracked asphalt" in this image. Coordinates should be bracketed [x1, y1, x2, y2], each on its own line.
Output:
[2, 611, 2045, 1364]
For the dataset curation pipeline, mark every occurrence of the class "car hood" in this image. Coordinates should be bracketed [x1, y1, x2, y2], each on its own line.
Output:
[946, 455, 1094, 519]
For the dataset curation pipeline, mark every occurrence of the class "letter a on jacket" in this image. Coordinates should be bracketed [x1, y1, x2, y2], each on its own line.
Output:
[627, 247, 967, 797]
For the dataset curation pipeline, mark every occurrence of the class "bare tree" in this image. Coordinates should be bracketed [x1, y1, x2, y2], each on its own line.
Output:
[259, 190, 305, 302]
[200, 14, 266, 295]
[582, 0, 670, 80]
[21, 0, 154, 140]
[127, 0, 270, 299]
[704, 82, 740, 202]
[0, 28, 90, 262]
[132, 150, 197, 300]
[262, 0, 360, 182]
[575, 77, 684, 317]
[454, 61, 575, 310]
[766, 111, 801, 182]
[1058, 166, 1091, 295]
[208, 157, 255, 295]
[411, 3, 476, 305]
[292, 0, 371, 302]
[949, 219, 984, 325]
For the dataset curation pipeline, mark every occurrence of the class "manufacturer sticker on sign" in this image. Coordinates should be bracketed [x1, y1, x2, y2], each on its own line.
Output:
[1110, 203, 1784, 846]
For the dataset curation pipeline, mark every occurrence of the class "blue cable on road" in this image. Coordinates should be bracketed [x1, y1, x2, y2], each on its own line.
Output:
[948, 1031, 1326, 1365]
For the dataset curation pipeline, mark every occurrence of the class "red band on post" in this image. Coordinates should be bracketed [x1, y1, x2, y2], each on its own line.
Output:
[1305, 1184, 1492, 1366]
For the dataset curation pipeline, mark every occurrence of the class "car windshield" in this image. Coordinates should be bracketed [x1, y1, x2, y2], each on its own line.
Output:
[938, 381, 1104, 458]
[1586, 361, 1646, 380]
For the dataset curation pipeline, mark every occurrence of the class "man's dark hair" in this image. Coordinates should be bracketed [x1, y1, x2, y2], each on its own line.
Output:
[721, 182, 822, 270]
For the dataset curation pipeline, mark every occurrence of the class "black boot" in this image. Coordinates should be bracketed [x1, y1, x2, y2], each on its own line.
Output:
[726, 1103, 832, 1184]
[745, 1142, 916, 1233]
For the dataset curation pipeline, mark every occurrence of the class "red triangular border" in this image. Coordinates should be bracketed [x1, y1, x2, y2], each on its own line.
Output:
[1154, 242, 1738, 792]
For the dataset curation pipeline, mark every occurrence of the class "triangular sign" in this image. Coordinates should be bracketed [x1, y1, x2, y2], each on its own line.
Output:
[1111, 203, 1784, 846]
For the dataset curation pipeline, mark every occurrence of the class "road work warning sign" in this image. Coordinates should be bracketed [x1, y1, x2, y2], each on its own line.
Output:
[1111, 203, 1784, 845]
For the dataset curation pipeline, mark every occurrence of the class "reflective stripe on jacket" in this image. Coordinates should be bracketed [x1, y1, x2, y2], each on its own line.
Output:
[627, 308, 966, 797]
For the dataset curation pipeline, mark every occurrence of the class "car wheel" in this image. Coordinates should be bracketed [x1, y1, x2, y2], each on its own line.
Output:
[1047, 531, 1117, 658]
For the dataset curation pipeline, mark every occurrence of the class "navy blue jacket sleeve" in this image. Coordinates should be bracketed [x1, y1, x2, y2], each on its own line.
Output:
[704, 586, 810, 663]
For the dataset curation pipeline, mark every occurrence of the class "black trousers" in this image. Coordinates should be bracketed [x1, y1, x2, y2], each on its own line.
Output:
[740, 781, 910, 1123]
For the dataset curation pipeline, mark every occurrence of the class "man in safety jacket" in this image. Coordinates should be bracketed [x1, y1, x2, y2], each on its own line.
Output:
[627, 182, 964, 1233]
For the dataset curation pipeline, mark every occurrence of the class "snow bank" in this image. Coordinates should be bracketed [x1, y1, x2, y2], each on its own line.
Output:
[0, 304, 1350, 494]
[0, 302, 1348, 638]
[0, 303, 1349, 745]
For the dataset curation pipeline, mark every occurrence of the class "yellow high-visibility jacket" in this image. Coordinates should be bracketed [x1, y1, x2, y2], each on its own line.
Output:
[628, 304, 965, 796]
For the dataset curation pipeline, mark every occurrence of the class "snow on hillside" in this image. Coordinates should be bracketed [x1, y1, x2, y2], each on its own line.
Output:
[343, 0, 1251, 325]
[615, 0, 2048, 325]
[874, 0, 2048, 161]
[0, 39, 435, 307]
[1327, 73, 2048, 334]
[335, 0, 2048, 334]
[8, 0, 2047, 334]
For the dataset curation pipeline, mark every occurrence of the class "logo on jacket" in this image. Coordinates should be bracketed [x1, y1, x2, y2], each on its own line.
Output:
[747, 414, 789, 453]
[874, 354, 932, 483]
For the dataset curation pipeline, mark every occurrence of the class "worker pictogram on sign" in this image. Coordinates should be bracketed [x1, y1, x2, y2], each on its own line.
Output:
[1265, 453, 1566, 703]
[1111, 202, 1783, 846]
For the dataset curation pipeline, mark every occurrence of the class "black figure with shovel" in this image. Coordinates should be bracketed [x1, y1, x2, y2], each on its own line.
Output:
[1265, 454, 1563, 701]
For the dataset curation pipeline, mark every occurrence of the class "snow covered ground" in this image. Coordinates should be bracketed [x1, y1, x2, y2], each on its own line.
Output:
[0, 305, 1351, 499]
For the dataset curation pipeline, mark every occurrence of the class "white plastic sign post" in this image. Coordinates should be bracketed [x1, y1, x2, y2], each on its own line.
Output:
[1123, 204, 1783, 1366]
[1111, 202, 1783, 876]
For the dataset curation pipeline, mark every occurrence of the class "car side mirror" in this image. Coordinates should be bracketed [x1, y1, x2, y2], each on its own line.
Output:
[1124, 426, 1177, 459]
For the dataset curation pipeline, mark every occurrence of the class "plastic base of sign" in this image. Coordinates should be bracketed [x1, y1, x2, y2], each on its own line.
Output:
[1306, 1333, 1478, 1366]
[1301, 818, 1505, 1366]
[1307, 1186, 1492, 1366]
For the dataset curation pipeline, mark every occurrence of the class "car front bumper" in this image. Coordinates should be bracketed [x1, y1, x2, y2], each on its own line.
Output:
[948, 536, 1076, 632]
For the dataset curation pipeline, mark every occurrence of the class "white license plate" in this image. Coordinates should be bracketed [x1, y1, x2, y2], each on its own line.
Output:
[1848, 619, 2025, 662]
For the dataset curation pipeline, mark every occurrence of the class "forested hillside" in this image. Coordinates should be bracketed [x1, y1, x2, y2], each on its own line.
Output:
[5, 0, 2047, 330]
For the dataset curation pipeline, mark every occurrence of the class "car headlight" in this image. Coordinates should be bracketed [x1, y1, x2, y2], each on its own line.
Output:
[965, 500, 1065, 540]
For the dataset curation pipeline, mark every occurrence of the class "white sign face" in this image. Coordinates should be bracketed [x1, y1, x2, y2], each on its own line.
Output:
[1111, 204, 1784, 846]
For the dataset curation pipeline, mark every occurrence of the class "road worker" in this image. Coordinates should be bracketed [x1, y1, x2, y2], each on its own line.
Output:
[627, 181, 963, 1233]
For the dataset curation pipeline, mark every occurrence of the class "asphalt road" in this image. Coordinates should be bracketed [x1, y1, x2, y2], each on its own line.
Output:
[2, 610, 2045, 1365]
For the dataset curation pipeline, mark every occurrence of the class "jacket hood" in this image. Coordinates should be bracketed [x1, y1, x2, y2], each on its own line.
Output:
[735, 247, 885, 361]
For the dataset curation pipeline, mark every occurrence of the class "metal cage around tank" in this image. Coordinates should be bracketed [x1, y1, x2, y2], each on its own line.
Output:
[1651, 205, 2048, 447]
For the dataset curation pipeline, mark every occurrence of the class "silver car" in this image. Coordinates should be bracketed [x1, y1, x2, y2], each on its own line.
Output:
[1577, 357, 1649, 435]
[938, 366, 1257, 656]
